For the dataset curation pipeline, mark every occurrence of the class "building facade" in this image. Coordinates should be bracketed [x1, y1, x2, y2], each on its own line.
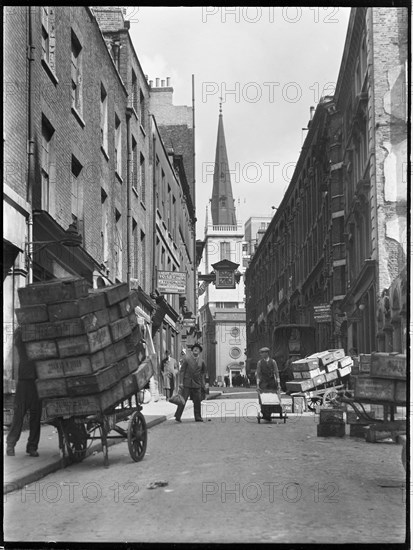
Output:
[198, 109, 247, 386]
[244, 7, 408, 375]
[3, 6, 196, 394]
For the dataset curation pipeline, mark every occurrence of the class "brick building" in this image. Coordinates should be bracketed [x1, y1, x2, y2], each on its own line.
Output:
[3, 6, 196, 394]
[244, 6, 407, 375]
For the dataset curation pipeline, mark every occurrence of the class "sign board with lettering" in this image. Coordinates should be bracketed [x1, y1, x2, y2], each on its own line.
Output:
[313, 304, 332, 323]
[157, 271, 186, 294]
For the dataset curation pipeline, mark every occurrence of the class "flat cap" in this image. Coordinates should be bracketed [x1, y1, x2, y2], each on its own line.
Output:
[259, 347, 270, 353]
[192, 343, 203, 352]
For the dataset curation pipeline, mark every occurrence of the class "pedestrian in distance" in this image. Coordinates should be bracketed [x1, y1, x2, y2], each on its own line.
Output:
[256, 347, 281, 422]
[161, 350, 178, 400]
[174, 343, 207, 423]
[6, 326, 42, 457]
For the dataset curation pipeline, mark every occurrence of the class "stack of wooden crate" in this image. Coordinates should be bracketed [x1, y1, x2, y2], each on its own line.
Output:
[17, 278, 153, 419]
[286, 349, 353, 393]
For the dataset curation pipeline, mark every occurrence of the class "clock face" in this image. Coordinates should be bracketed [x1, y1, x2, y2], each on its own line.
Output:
[217, 270, 234, 288]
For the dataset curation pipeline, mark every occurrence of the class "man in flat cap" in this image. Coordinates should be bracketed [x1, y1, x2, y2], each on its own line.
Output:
[256, 347, 280, 421]
[175, 343, 207, 422]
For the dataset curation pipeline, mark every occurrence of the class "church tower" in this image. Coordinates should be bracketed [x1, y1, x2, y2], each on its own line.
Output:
[198, 105, 247, 387]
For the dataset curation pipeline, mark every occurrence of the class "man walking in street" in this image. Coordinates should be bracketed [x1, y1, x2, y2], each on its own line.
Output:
[161, 350, 178, 400]
[174, 343, 207, 423]
[256, 347, 280, 422]
[6, 326, 42, 457]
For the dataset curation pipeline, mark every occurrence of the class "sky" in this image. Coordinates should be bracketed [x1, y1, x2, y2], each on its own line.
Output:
[128, 6, 351, 238]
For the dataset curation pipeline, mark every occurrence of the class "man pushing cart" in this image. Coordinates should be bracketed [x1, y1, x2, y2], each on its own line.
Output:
[256, 347, 287, 423]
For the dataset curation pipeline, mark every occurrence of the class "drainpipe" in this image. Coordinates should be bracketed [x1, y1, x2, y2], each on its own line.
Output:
[27, 6, 35, 284]
[152, 127, 157, 293]
[126, 108, 132, 287]
[192, 74, 197, 328]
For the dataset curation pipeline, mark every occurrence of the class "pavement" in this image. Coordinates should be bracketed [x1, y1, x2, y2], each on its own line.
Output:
[4, 391, 223, 495]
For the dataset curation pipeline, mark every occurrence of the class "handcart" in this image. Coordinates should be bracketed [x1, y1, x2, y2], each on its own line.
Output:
[257, 390, 287, 423]
[47, 389, 148, 468]
[305, 382, 346, 412]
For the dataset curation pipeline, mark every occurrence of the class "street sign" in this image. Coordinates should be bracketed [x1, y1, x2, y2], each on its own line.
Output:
[157, 271, 186, 294]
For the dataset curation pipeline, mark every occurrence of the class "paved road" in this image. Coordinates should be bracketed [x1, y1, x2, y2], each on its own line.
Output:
[4, 394, 406, 544]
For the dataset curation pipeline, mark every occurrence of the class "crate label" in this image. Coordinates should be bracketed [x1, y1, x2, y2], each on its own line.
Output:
[81, 309, 110, 332]
[354, 377, 395, 401]
[25, 340, 58, 360]
[110, 317, 132, 342]
[87, 326, 112, 353]
[57, 335, 89, 358]
[370, 353, 406, 380]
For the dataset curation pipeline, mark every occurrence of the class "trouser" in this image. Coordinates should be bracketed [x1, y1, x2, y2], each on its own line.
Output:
[6, 380, 42, 451]
[164, 373, 174, 399]
[175, 387, 202, 421]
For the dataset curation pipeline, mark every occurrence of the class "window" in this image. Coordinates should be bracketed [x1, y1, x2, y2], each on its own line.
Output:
[139, 89, 145, 128]
[71, 30, 83, 114]
[114, 209, 122, 280]
[100, 84, 108, 153]
[132, 136, 138, 191]
[131, 70, 138, 112]
[71, 155, 83, 236]
[41, 116, 55, 212]
[115, 114, 121, 176]
[41, 7, 56, 73]
[220, 242, 231, 261]
[139, 153, 145, 202]
[101, 188, 109, 264]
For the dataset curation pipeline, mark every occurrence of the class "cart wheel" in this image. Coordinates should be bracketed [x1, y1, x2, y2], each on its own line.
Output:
[322, 388, 339, 408]
[62, 418, 87, 463]
[307, 397, 322, 412]
[128, 411, 147, 462]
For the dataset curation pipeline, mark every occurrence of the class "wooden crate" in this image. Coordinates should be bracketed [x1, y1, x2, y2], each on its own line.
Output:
[308, 351, 334, 367]
[66, 362, 121, 396]
[43, 395, 102, 419]
[370, 353, 406, 380]
[301, 368, 321, 379]
[291, 357, 319, 372]
[312, 373, 327, 388]
[132, 357, 154, 390]
[349, 424, 368, 438]
[353, 376, 395, 402]
[36, 377, 68, 399]
[80, 309, 110, 333]
[89, 283, 129, 307]
[22, 318, 85, 342]
[109, 317, 132, 342]
[16, 304, 48, 324]
[25, 340, 58, 360]
[18, 278, 89, 306]
[339, 356, 353, 369]
[86, 326, 112, 353]
[48, 294, 107, 321]
[124, 326, 141, 354]
[319, 408, 345, 424]
[317, 423, 345, 437]
[286, 378, 314, 393]
[328, 349, 345, 361]
[35, 352, 108, 380]
[103, 340, 128, 366]
[122, 373, 139, 397]
[325, 370, 339, 383]
[291, 394, 307, 414]
[338, 365, 352, 378]
[57, 335, 90, 358]
[326, 360, 339, 373]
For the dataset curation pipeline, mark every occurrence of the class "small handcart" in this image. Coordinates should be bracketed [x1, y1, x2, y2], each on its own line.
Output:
[47, 389, 148, 468]
[257, 390, 287, 423]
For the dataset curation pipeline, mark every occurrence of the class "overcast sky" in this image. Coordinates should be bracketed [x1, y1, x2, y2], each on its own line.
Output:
[129, 6, 351, 237]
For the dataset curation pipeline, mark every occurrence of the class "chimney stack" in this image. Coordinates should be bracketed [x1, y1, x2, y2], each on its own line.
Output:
[156, 78, 160, 87]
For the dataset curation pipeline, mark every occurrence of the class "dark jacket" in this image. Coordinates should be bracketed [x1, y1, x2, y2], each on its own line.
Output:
[180, 354, 207, 389]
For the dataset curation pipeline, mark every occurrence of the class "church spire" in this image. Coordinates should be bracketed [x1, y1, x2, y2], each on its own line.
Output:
[211, 103, 237, 226]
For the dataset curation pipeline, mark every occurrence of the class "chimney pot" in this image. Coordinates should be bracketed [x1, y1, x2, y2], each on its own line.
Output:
[161, 80, 165, 87]
[145, 74, 148, 81]
[156, 78, 160, 87]
[149, 80, 153, 87]
[166, 77, 171, 87]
